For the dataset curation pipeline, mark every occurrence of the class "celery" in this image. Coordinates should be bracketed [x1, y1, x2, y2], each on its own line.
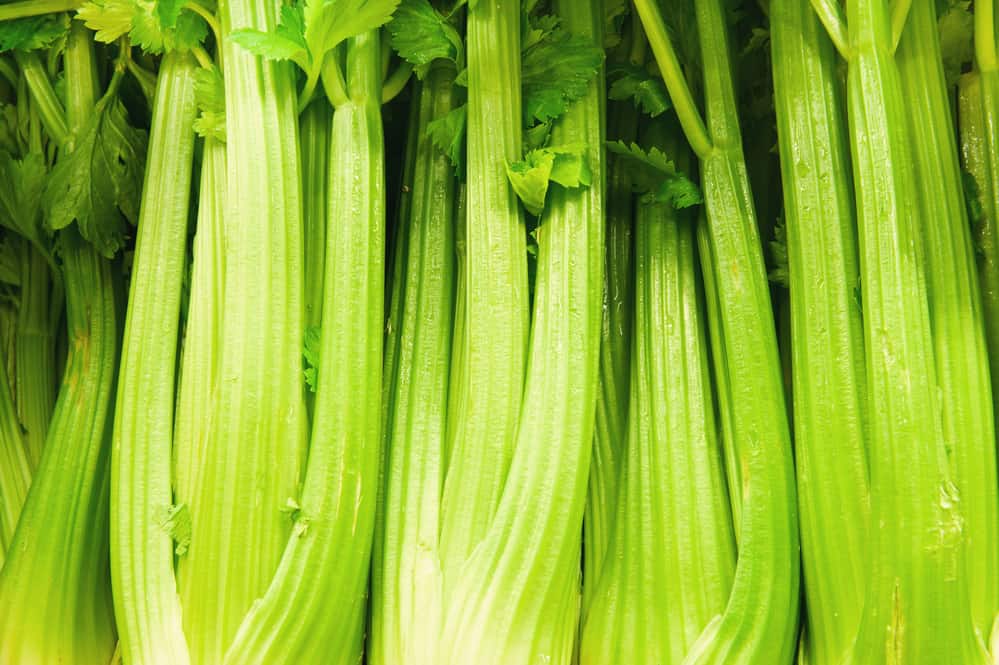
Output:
[809, 0, 987, 659]
[371, 59, 458, 665]
[0, 22, 121, 662]
[440, 0, 603, 662]
[0, 333, 28, 565]
[897, 0, 999, 644]
[635, 0, 800, 659]
[178, 0, 308, 659]
[439, 0, 528, 582]
[221, 30, 387, 664]
[301, 99, 331, 330]
[580, 139, 735, 664]
[770, 1, 870, 662]
[110, 50, 198, 665]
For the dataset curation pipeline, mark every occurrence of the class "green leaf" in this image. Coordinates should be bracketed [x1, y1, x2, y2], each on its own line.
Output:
[521, 17, 603, 124]
[0, 151, 48, 251]
[156, 503, 192, 556]
[604, 0, 628, 48]
[606, 139, 703, 209]
[937, 0, 973, 87]
[388, 0, 462, 77]
[194, 65, 226, 142]
[302, 0, 401, 68]
[229, 4, 309, 69]
[79, 0, 207, 53]
[43, 99, 148, 258]
[0, 14, 69, 53]
[427, 103, 466, 172]
[608, 64, 671, 117]
[303, 326, 321, 392]
[77, 0, 135, 43]
[506, 143, 591, 216]
[768, 218, 789, 287]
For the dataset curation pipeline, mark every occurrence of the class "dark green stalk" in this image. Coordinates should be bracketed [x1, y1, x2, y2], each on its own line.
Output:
[221, 31, 385, 664]
[770, 1, 869, 663]
[0, 325, 29, 566]
[0, 22, 119, 663]
[301, 98, 331, 330]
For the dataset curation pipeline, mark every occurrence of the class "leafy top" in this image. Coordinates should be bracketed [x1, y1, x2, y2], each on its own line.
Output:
[606, 139, 702, 209]
[77, 0, 208, 53]
[0, 14, 68, 53]
[386, 0, 463, 78]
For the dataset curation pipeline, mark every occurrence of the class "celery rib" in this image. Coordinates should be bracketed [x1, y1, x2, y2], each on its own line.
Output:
[583, 100, 636, 613]
[897, 0, 999, 644]
[770, 1, 870, 662]
[221, 31, 385, 664]
[371, 61, 458, 665]
[441, 1, 604, 663]
[301, 99, 331, 331]
[178, 0, 309, 659]
[110, 50, 199, 665]
[0, 25, 118, 663]
[831, 0, 986, 660]
[0, 332, 29, 565]
[439, 0, 529, 589]
[581, 192, 735, 665]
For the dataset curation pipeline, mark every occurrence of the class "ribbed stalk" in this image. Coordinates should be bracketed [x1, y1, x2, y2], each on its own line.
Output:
[0, 23, 118, 663]
[441, 2, 603, 663]
[0, 330, 29, 565]
[301, 99, 331, 330]
[371, 61, 458, 665]
[636, 0, 800, 660]
[110, 50, 199, 665]
[897, 0, 998, 644]
[832, 0, 986, 660]
[770, 1, 869, 663]
[221, 31, 384, 664]
[438, 0, 528, 585]
[173, 137, 226, 510]
[580, 190, 735, 665]
[965, 3, 999, 479]
[582, 100, 636, 613]
[178, 0, 309, 659]
[15, 245, 57, 468]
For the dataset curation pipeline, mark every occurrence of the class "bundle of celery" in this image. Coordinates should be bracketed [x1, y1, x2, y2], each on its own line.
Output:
[0, 0, 996, 664]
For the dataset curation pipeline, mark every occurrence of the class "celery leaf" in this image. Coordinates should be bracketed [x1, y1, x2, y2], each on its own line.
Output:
[606, 140, 703, 209]
[506, 143, 591, 216]
[78, 0, 207, 53]
[0, 15, 68, 53]
[427, 103, 466, 172]
[302, 0, 401, 65]
[43, 99, 148, 258]
[229, 4, 309, 70]
[388, 0, 462, 77]
[521, 17, 603, 124]
[608, 63, 671, 117]
[0, 152, 48, 251]
[303, 326, 321, 392]
[194, 66, 226, 142]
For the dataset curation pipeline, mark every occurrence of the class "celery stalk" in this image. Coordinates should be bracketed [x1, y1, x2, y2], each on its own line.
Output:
[178, 0, 309, 659]
[770, 1, 870, 662]
[897, 0, 999, 644]
[441, 0, 604, 662]
[0, 26, 118, 665]
[636, 0, 800, 659]
[110, 50, 199, 665]
[371, 60, 458, 665]
[439, 0, 529, 584]
[221, 31, 385, 664]
[580, 173, 735, 665]
[301, 99, 331, 331]
[0, 334, 28, 565]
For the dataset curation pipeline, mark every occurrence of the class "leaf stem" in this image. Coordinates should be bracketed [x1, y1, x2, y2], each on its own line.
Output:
[808, 0, 851, 57]
[977, 0, 998, 72]
[0, 0, 80, 21]
[632, 0, 712, 159]
[186, 1, 222, 48]
[12, 51, 69, 147]
[889, 0, 912, 53]
[381, 61, 413, 103]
